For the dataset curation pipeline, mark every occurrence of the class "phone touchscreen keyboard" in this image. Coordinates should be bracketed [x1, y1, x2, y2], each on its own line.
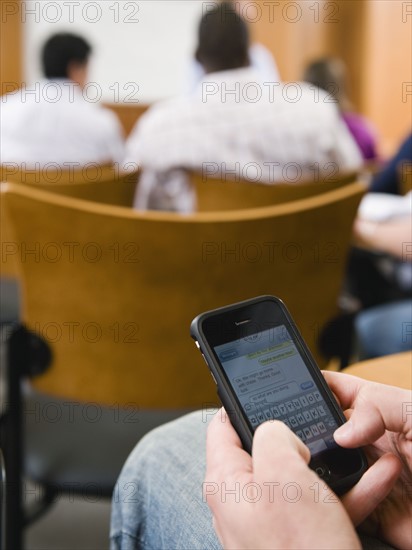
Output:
[246, 390, 337, 454]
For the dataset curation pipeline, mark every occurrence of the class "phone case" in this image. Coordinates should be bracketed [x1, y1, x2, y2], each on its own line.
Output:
[191, 297, 277, 452]
[191, 295, 368, 495]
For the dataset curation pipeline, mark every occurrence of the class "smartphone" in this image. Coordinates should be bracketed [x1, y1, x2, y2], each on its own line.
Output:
[191, 295, 367, 495]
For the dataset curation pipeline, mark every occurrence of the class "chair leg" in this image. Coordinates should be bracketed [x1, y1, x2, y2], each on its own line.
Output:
[2, 332, 25, 550]
[0, 449, 6, 550]
[1, 325, 52, 550]
[318, 313, 357, 370]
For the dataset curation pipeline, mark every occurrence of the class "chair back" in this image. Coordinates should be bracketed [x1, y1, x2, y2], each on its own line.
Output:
[192, 171, 359, 211]
[1, 165, 139, 278]
[103, 103, 150, 136]
[1, 181, 365, 408]
[400, 161, 412, 195]
[1, 164, 139, 206]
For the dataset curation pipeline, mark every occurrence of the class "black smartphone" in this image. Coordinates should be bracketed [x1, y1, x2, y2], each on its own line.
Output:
[191, 295, 367, 495]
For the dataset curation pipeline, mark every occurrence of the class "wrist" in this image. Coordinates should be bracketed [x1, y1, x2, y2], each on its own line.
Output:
[355, 218, 380, 247]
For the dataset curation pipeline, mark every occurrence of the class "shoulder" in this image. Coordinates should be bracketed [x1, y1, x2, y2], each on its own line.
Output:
[284, 82, 340, 119]
[76, 98, 123, 133]
[0, 86, 31, 114]
[129, 96, 188, 136]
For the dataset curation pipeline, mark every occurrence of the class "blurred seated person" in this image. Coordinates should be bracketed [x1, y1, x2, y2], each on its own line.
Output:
[352, 211, 411, 359]
[184, 0, 280, 93]
[345, 141, 412, 317]
[303, 58, 379, 163]
[126, 3, 362, 212]
[329, 142, 412, 364]
[369, 133, 412, 195]
[1, 33, 125, 167]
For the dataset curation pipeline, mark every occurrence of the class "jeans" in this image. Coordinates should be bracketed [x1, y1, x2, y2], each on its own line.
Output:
[110, 410, 395, 550]
[355, 299, 412, 359]
[110, 410, 221, 550]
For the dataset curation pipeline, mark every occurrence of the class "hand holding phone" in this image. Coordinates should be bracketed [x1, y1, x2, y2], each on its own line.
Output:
[205, 408, 363, 550]
[191, 295, 368, 494]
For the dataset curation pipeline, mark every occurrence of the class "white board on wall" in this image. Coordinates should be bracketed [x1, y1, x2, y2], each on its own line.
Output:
[23, 0, 205, 103]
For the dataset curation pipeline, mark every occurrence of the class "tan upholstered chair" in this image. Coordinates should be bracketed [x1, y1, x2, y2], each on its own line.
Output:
[0, 199, 18, 278]
[103, 103, 150, 136]
[400, 161, 412, 195]
[1, 164, 139, 206]
[0, 165, 139, 278]
[192, 170, 359, 211]
[1, 180, 365, 408]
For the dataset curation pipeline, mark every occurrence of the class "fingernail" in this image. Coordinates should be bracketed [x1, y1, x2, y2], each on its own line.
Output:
[334, 420, 353, 440]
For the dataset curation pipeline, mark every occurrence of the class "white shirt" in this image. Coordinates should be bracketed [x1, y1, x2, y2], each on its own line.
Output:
[1, 79, 125, 168]
[126, 67, 363, 212]
[358, 192, 412, 222]
[183, 42, 280, 94]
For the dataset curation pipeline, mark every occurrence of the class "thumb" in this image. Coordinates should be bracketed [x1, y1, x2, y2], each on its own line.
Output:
[334, 399, 386, 447]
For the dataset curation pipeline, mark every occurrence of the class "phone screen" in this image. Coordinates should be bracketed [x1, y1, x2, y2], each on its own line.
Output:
[214, 324, 339, 459]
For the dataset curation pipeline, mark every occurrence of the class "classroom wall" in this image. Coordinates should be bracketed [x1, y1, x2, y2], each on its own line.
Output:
[20, 0, 203, 102]
[361, 0, 412, 154]
[0, 0, 23, 93]
[253, 0, 412, 155]
[2, 0, 411, 153]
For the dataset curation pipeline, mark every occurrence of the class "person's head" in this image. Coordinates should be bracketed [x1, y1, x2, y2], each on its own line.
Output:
[195, 2, 250, 74]
[303, 58, 351, 111]
[42, 33, 91, 88]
